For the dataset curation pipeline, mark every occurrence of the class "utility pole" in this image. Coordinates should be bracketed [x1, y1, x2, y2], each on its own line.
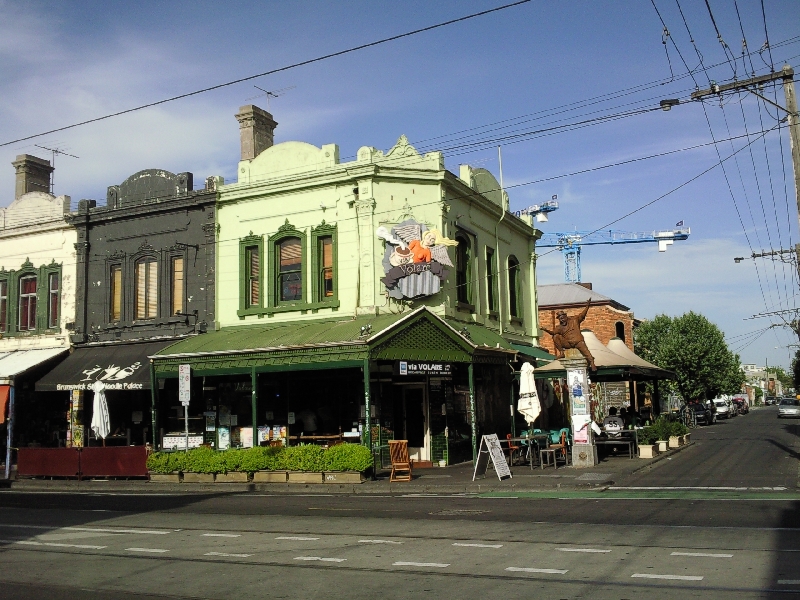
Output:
[692, 65, 800, 275]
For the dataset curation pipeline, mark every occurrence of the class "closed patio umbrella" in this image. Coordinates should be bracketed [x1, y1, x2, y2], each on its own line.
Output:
[90, 381, 110, 441]
[517, 362, 541, 425]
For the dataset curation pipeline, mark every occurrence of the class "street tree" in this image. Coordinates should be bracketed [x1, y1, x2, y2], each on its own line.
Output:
[634, 311, 745, 402]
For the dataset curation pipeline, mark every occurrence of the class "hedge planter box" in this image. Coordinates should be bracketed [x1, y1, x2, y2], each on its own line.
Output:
[150, 472, 181, 483]
[183, 472, 215, 483]
[656, 440, 669, 452]
[288, 471, 324, 484]
[324, 471, 364, 484]
[669, 435, 683, 449]
[216, 472, 249, 483]
[638, 445, 658, 459]
[253, 471, 288, 483]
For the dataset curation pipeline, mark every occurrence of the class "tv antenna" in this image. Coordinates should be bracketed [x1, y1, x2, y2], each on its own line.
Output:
[244, 85, 296, 110]
[34, 144, 79, 194]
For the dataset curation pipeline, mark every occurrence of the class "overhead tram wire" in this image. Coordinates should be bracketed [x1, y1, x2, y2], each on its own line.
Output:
[0, 0, 532, 149]
[702, 0, 738, 78]
[759, 0, 775, 72]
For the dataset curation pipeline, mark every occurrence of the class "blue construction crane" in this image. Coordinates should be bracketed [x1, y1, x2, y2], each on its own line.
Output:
[538, 227, 691, 283]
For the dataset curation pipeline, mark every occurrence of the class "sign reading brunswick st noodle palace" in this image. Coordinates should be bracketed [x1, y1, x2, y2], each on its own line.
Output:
[377, 219, 458, 299]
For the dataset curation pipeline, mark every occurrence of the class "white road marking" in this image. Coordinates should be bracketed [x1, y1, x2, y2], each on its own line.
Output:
[0, 524, 170, 534]
[778, 580, 800, 585]
[393, 561, 450, 568]
[276, 536, 319, 541]
[612, 486, 746, 490]
[671, 551, 733, 558]
[14, 541, 107, 549]
[205, 551, 253, 558]
[202, 533, 241, 538]
[125, 548, 169, 553]
[631, 573, 703, 581]
[506, 567, 569, 574]
[453, 543, 503, 548]
[358, 539, 403, 544]
[557, 548, 611, 553]
[294, 556, 346, 562]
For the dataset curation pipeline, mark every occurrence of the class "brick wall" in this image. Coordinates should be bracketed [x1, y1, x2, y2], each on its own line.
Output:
[538, 303, 635, 355]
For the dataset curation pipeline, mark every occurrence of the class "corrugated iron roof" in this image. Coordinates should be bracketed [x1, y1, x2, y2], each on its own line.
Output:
[537, 283, 627, 310]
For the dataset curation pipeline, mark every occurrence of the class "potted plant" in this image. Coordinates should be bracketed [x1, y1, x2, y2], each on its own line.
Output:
[669, 421, 689, 448]
[637, 427, 658, 458]
[651, 417, 670, 452]
[323, 443, 372, 484]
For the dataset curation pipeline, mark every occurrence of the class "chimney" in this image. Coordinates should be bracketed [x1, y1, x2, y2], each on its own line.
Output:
[12, 154, 53, 199]
[235, 105, 278, 160]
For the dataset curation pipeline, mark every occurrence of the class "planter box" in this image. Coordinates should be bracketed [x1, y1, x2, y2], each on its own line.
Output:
[669, 435, 683, 448]
[324, 471, 364, 484]
[149, 472, 181, 483]
[288, 471, 324, 484]
[683, 433, 691, 444]
[656, 440, 668, 452]
[253, 470, 288, 483]
[638, 445, 658, 459]
[183, 472, 215, 483]
[215, 472, 249, 483]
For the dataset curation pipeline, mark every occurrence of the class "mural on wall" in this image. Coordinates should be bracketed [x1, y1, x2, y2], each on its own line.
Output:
[377, 219, 458, 299]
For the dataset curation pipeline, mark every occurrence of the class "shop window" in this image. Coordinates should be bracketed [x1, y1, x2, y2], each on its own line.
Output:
[0, 280, 7, 332]
[455, 234, 471, 306]
[615, 321, 625, 342]
[18, 275, 37, 331]
[278, 237, 303, 302]
[171, 256, 184, 316]
[318, 236, 334, 299]
[109, 265, 122, 322]
[508, 255, 521, 319]
[47, 272, 59, 328]
[486, 247, 497, 313]
[134, 257, 158, 320]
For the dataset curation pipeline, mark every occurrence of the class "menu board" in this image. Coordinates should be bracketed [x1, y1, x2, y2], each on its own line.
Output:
[472, 434, 512, 481]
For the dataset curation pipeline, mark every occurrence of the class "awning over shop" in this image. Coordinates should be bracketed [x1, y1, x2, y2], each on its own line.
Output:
[0, 347, 68, 385]
[36, 340, 177, 392]
[152, 307, 516, 377]
[510, 343, 555, 366]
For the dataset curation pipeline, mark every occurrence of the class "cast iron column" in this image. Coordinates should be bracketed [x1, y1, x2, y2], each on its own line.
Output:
[468, 363, 477, 464]
[4, 386, 14, 480]
[251, 368, 258, 447]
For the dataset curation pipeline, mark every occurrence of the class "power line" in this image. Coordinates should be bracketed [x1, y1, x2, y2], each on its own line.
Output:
[0, 1, 531, 149]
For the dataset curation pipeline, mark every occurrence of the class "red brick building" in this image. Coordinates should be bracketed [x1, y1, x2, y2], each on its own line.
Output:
[537, 282, 636, 354]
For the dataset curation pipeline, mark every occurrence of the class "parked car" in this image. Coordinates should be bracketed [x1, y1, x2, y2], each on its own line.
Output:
[714, 399, 731, 419]
[688, 402, 715, 425]
[764, 397, 774, 406]
[777, 398, 800, 418]
[733, 398, 748, 414]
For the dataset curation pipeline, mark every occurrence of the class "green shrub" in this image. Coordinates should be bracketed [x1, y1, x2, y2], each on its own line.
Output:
[239, 446, 283, 472]
[670, 420, 689, 436]
[146, 451, 188, 473]
[637, 427, 656, 446]
[277, 445, 325, 472]
[323, 443, 373, 472]
[184, 446, 224, 474]
[220, 448, 244, 473]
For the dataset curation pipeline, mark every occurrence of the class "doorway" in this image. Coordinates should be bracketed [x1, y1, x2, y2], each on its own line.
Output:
[401, 385, 429, 462]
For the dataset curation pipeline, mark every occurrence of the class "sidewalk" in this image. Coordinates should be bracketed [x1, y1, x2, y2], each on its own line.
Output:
[3, 443, 692, 495]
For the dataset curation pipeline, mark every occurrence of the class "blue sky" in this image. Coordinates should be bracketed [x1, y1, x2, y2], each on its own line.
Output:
[1, 0, 799, 369]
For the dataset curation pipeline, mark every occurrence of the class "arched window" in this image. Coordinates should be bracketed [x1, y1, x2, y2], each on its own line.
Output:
[455, 234, 471, 305]
[508, 255, 521, 319]
[278, 237, 303, 302]
[615, 321, 625, 342]
[134, 257, 158, 319]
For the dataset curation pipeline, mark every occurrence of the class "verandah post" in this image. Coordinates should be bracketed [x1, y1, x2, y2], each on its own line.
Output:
[149, 360, 158, 449]
[469, 363, 477, 464]
[251, 368, 258, 448]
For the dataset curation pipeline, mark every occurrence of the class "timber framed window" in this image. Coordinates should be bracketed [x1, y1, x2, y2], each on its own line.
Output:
[109, 265, 122, 322]
[507, 255, 522, 321]
[311, 221, 338, 305]
[0, 280, 7, 333]
[455, 232, 473, 310]
[134, 257, 158, 320]
[47, 272, 59, 328]
[267, 220, 307, 310]
[171, 256, 185, 316]
[18, 275, 37, 331]
[238, 233, 264, 317]
[486, 247, 497, 315]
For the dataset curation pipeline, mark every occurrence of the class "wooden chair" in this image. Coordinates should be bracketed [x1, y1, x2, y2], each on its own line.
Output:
[388, 440, 413, 482]
[504, 433, 522, 466]
[540, 431, 569, 469]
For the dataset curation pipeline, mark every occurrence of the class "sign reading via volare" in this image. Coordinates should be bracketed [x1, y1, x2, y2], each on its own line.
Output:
[395, 361, 452, 376]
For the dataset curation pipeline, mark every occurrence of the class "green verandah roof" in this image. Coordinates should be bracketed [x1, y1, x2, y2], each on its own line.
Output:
[151, 307, 516, 377]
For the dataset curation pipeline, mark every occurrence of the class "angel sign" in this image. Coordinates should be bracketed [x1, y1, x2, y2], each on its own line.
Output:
[377, 219, 458, 299]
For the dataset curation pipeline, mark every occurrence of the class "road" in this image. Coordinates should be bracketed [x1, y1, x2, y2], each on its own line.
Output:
[0, 406, 797, 599]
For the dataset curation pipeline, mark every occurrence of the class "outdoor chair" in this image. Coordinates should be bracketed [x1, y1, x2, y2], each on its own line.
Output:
[504, 433, 522, 466]
[540, 430, 570, 469]
[388, 440, 413, 482]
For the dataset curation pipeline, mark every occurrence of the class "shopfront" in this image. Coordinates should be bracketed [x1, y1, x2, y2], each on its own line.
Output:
[151, 307, 516, 466]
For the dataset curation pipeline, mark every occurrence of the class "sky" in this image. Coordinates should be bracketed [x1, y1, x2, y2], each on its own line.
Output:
[1, 0, 799, 369]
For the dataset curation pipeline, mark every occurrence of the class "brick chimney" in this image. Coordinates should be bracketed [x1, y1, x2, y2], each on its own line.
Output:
[12, 154, 53, 199]
[235, 105, 277, 160]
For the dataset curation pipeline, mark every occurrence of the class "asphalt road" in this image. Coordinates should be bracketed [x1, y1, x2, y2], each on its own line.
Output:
[0, 406, 797, 599]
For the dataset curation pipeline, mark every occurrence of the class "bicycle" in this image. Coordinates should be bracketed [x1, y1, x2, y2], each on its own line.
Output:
[680, 405, 697, 429]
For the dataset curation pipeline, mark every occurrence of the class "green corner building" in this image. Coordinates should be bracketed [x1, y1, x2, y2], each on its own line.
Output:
[151, 105, 545, 465]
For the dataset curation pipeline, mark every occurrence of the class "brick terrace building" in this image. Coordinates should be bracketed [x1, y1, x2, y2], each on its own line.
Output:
[537, 282, 636, 354]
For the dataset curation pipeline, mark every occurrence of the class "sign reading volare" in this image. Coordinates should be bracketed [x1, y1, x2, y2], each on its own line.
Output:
[395, 361, 452, 376]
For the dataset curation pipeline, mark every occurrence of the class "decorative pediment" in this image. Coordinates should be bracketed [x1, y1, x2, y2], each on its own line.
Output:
[138, 241, 154, 253]
[312, 220, 336, 235]
[395, 200, 417, 223]
[385, 135, 420, 159]
[109, 250, 126, 260]
[21, 258, 33, 270]
[241, 231, 262, 244]
[277, 219, 297, 233]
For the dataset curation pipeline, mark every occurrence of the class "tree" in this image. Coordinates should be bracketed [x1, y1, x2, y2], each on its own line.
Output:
[635, 311, 746, 402]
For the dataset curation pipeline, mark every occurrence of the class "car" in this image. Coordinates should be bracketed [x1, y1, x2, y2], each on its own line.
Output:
[733, 398, 749, 414]
[688, 402, 715, 425]
[764, 397, 773, 406]
[713, 399, 731, 419]
[777, 398, 800, 418]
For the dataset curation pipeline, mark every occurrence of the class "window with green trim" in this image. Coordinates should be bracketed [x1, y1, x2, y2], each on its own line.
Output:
[486, 247, 497, 313]
[18, 275, 37, 331]
[245, 246, 260, 307]
[47, 272, 59, 328]
[311, 221, 337, 306]
[455, 233, 471, 305]
[319, 236, 333, 298]
[278, 237, 303, 302]
[508, 255, 521, 319]
[0, 280, 7, 332]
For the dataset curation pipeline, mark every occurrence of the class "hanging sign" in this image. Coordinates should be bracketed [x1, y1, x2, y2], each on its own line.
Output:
[179, 364, 191, 407]
[472, 434, 512, 481]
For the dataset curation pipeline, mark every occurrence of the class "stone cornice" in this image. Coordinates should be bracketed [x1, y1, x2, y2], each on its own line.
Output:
[68, 190, 215, 225]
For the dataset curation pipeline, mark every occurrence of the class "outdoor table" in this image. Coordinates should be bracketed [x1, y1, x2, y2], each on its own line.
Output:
[594, 428, 638, 459]
[509, 433, 550, 469]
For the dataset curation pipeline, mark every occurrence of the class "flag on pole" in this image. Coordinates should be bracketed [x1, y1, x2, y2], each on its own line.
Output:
[675, 220, 684, 227]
